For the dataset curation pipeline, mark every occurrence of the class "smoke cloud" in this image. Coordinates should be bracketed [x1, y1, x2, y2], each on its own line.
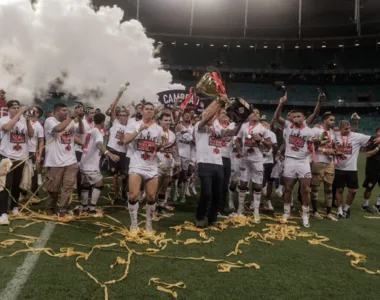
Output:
[0, 0, 183, 108]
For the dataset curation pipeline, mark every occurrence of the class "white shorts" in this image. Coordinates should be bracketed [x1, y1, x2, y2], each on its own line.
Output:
[270, 161, 284, 179]
[230, 163, 240, 183]
[81, 170, 103, 186]
[283, 157, 312, 179]
[239, 160, 264, 184]
[129, 167, 158, 181]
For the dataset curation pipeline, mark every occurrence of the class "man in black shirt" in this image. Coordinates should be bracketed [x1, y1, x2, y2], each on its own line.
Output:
[362, 128, 380, 213]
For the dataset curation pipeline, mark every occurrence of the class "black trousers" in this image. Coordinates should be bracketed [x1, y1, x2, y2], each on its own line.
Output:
[219, 157, 231, 213]
[197, 163, 224, 224]
[0, 157, 25, 215]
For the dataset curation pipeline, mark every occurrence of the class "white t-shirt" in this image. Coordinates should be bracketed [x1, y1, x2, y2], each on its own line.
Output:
[107, 119, 128, 153]
[229, 136, 241, 166]
[176, 123, 194, 158]
[0, 115, 29, 160]
[314, 127, 334, 164]
[237, 121, 271, 162]
[126, 121, 164, 171]
[284, 120, 317, 160]
[263, 130, 277, 164]
[27, 120, 44, 153]
[74, 119, 94, 153]
[44, 117, 77, 167]
[334, 131, 370, 171]
[194, 121, 224, 165]
[156, 129, 176, 167]
[126, 118, 136, 158]
[80, 128, 104, 172]
[213, 120, 236, 158]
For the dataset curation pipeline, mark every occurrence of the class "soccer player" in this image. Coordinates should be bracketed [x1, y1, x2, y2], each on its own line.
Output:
[44, 103, 83, 216]
[361, 128, 380, 213]
[260, 121, 278, 212]
[235, 108, 273, 224]
[74, 106, 95, 198]
[124, 102, 164, 233]
[20, 106, 44, 203]
[156, 113, 180, 214]
[80, 113, 119, 214]
[310, 112, 337, 221]
[273, 95, 318, 227]
[227, 137, 243, 216]
[334, 120, 380, 218]
[174, 109, 194, 203]
[0, 101, 33, 225]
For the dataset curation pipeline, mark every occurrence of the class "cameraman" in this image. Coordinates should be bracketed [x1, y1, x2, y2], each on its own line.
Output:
[0, 100, 34, 225]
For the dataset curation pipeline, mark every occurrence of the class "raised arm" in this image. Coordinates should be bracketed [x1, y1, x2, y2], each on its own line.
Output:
[52, 106, 82, 132]
[306, 93, 324, 126]
[123, 122, 148, 145]
[1, 106, 28, 132]
[25, 116, 34, 139]
[198, 94, 228, 131]
[273, 93, 288, 127]
[110, 82, 130, 121]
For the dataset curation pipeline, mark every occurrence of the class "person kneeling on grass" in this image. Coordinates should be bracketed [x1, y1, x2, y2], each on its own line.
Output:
[79, 113, 119, 214]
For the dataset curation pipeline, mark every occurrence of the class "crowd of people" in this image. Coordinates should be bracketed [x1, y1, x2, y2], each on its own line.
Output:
[0, 84, 380, 233]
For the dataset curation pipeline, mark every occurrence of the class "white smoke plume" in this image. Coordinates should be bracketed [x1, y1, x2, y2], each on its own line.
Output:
[0, 0, 183, 109]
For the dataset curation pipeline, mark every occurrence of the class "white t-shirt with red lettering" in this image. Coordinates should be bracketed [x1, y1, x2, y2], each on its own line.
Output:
[194, 120, 224, 165]
[333, 131, 370, 171]
[28, 120, 44, 153]
[126, 121, 165, 171]
[74, 119, 94, 153]
[283, 120, 317, 160]
[44, 117, 77, 167]
[314, 127, 334, 164]
[0, 115, 29, 160]
[237, 121, 271, 162]
[80, 128, 104, 172]
[263, 130, 277, 164]
[156, 129, 176, 168]
[176, 123, 194, 159]
[107, 119, 128, 153]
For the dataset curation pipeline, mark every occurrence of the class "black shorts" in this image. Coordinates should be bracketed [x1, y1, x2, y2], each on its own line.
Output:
[362, 171, 380, 191]
[263, 163, 274, 183]
[333, 170, 359, 190]
[107, 147, 129, 176]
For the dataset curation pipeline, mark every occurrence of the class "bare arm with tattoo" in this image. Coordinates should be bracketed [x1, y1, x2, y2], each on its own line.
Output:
[95, 141, 120, 162]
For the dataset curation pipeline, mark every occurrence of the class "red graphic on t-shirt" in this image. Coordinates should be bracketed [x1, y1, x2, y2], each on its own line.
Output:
[221, 137, 231, 148]
[137, 139, 156, 153]
[289, 132, 306, 152]
[83, 133, 91, 150]
[334, 142, 352, 160]
[209, 136, 223, 148]
[10, 128, 26, 144]
[60, 132, 73, 144]
[115, 129, 125, 146]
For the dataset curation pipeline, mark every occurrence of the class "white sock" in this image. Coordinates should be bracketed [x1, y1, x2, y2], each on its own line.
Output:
[278, 184, 284, 191]
[364, 199, 369, 207]
[81, 190, 89, 206]
[174, 179, 178, 192]
[290, 195, 294, 207]
[376, 197, 380, 205]
[237, 190, 245, 215]
[343, 204, 350, 211]
[228, 190, 236, 210]
[302, 205, 309, 217]
[90, 188, 101, 206]
[38, 174, 42, 185]
[338, 206, 343, 215]
[146, 203, 156, 224]
[165, 188, 171, 201]
[284, 203, 291, 215]
[128, 202, 139, 226]
[253, 192, 261, 213]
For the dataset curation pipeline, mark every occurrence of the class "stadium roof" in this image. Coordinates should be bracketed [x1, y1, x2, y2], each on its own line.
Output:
[94, 0, 380, 42]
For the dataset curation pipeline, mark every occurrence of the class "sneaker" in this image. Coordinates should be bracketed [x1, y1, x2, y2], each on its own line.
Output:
[12, 207, 19, 216]
[337, 213, 344, 220]
[185, 186, 191, 197]
[0, 213, 9, 225]
[228, 212, 238, 218]
[88, 207, 97, 215]
[280, 213, 290, 224]
[312, 212, 323, 219]
[196, 220, 206, 229]
[326, 213, 338, 222]
[361, 205, 373, 213]
[343, 209, 351, 219]
[302, 215, 310, 228]
[373, 205, 380, 213]
[129, 224, 139, 235]
[217, 212, 229, 219]
[253, 211, 261, 224]
[208, 222, 222, 229]
[264, 200, 274, 212]
[179, 195, 186, 204]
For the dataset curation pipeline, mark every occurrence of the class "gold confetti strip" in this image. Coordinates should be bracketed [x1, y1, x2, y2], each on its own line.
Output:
[149, 277, 186, 299]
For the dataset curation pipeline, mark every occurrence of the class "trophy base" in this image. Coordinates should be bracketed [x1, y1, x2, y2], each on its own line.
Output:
[226, 97, 252, 124]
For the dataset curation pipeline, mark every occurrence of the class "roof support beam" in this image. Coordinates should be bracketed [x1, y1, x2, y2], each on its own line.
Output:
[244, 0, 249, 37]
[355, 0, 361, 36]
[298, 0, 302, 40]
[190, 0, 195, 36]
